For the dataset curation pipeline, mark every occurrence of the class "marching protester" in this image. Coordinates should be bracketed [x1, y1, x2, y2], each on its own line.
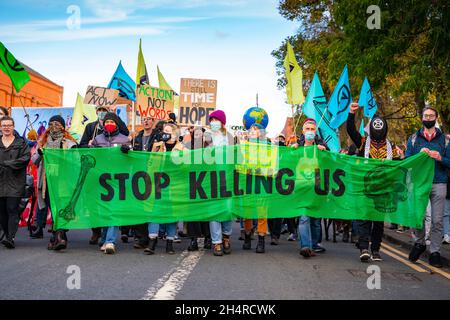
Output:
[91, 112, 131, 254]
[184, 126, 212, 251]
[80, 106, 129, 246]
[242, 122, 271, 254]
[122, 115, 155, 249]
[292, 118, 328, 258]
[406, 106, 450, 268]
[0, 116, 31, 248]
[144, 122, 185, 255]
[30, 116, 78, 252]
[204, 110, 238, 256]
[0, 106, 8, 135]
[347, 102, 402, 262]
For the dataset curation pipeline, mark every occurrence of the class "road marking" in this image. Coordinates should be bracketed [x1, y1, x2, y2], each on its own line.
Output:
[141, 250, 204, 300]
[381, 243, 450, 280]
[380, 248, 428, 273]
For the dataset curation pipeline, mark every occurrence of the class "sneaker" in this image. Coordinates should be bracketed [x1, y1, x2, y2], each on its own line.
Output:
[396, 226, 405, 233]
[408, 243, 426, 262]
[429, 252, 443, 268]
[299, 247, 315, 258]
[100, 244, 107, 252]
[313, 244, 326, 253]
[442, 234, 450, 244]
[173, 235, 181, 243]
[425, 238, 431, 246]
[120, 234, 128, 243]
[287, 233, 296, 241]
[371, 251, 382, 261]
[30, 226, 44, 239]
[105, 243, 116, 254]
[204, 237, 212, 250]
[213, 243, 223, 256]
[360, 249, 370, 262]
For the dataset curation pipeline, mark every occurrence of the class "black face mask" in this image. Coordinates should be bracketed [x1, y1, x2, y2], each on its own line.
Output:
[369, 116, 388, 141]
[161, 133, 172, 142]
[423, 120, 436, 129]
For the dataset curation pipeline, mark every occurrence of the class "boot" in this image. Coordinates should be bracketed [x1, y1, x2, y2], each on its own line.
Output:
[30, 226, 44, 239]
[242, 232, 252, 250]
[144, 238, 158, 255]
[53, 231, 67, 251]
[204, 236, 212, 250]
[166, 240, 175, 254]
[223, 234, 231, 254]
[256, 235, 265, 253]
[1, 237, 15, 249]
[188, 237, 199, 251]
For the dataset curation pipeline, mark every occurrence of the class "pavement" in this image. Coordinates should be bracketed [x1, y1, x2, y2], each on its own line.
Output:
[0, 223, 449, 300]
[382, 225, 450, 267]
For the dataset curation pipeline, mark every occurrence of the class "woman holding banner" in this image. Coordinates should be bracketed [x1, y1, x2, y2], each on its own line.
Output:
[145, 122, 185, 255]
[204, 110, 239, 256]
[31, 115, 78, 250]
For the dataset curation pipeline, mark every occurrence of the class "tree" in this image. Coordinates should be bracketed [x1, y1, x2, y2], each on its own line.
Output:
[273, 0, 450, 142]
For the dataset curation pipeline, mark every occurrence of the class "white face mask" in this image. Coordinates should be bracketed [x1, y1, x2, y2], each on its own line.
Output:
[210, 121, 222, 132]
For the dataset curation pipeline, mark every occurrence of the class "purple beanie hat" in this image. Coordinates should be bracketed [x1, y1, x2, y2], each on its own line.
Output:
[209, 109, 226, 125]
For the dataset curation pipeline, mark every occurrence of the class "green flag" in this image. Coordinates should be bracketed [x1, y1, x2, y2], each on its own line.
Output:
[44, 145, 433, 230]
[0, 42, 30, 92]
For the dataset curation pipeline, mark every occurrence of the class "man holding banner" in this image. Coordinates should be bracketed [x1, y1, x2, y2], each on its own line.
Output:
[347, 102, 402, 262]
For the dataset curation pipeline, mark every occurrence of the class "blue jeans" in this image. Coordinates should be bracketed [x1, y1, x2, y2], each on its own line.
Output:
[298, 216, 321, 249]
[148, 223, 176, 240]
[209, 221, 232, 244]
[102, 226, 119, 245]
[444, 199, 450, 236]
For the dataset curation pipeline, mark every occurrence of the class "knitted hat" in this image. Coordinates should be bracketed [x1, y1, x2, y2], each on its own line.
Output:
[103, 112, 120, 126]
[49, 115, 65, 128]
[209, 110, 226, 125]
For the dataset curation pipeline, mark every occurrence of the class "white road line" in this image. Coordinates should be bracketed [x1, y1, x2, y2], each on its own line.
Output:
[141, 250, 204, 300]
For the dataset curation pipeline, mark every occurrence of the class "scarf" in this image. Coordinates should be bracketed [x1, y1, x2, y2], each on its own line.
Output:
[364, 136, 393, 160]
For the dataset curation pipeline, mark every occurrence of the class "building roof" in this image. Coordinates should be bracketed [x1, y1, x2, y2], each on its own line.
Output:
[20, 61, 62, 88]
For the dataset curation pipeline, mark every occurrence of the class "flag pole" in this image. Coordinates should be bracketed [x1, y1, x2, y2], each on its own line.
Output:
[131, 100, 136, 148]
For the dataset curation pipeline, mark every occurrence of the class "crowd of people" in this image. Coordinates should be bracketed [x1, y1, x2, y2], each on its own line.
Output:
[0, 103, 449, 268]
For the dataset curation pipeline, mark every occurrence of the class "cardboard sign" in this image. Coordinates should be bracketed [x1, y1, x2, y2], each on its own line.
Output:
[136, 85, 174, 122]
[84, 86, 119, 108]
[178, 78, 217, 126]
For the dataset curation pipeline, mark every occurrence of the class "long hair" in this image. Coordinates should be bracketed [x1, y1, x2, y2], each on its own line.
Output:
[38, 128, 77, 148]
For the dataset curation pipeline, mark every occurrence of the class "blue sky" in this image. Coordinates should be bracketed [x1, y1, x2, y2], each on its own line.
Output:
[0, 0, 299, 135]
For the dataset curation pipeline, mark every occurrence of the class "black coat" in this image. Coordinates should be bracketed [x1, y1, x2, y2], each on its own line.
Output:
[0, 136, 31, 197]
[79, 118, 129, 147]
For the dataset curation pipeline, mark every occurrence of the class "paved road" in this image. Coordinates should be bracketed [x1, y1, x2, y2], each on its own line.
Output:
[1, 224, 449, 300]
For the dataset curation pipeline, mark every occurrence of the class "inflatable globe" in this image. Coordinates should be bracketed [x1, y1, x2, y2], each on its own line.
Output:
[242, 107, 269, 130]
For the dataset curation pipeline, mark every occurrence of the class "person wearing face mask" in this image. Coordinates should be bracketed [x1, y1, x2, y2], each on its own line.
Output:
[347, 102, 402, 263]
[80, 107, 130, 245]
[91, 112, 131, 254]
[144, 122, 185, 255]
[182, 126, 213, 252]
[204, 110, 239, 256]
[30, 115, 78, 249]
[240, 122, 273, 253]
[405, 106, 450, 268]
[0, 116, 31, 249]
[292, 118, 328, 258]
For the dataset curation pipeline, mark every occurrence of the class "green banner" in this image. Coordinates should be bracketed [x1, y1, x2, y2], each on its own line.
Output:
[0, 42, 30, 92]
[44, 145, 434, 230]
